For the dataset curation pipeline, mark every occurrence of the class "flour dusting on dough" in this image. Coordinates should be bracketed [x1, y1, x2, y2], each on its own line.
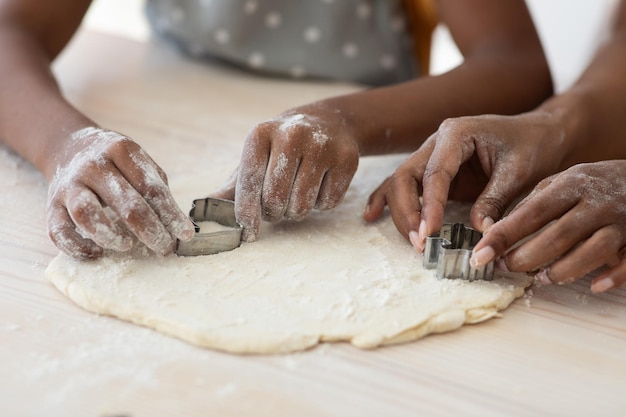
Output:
[46, 157, 532, 354]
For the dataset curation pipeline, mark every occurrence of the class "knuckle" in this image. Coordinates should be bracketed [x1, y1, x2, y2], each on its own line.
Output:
[119, 197, 149, 226]
[286, 192, 316, 220]
[422, 165, 451, 184]
[593, 227, 622, 256]
[49, 225, 100, 259]
[66, 199, 96, 226]
[143, 182, 170, 202]
[286, 202, 308, 219]
[317, 187, 343, 210]
[475, 196, 508, 219]
[437, 118, 460, 135]
[543, 234, 573, 259]
[485, 227, 514, 255]
[392, 165, 414, 182]
[107, 136, 138, 154]
[437, 117, 470, 139]
[261, 189, 287, 221]
[244, 128, 267, 149]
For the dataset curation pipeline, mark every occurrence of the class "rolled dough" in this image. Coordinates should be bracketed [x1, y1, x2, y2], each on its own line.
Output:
[46, 158, 532, 354]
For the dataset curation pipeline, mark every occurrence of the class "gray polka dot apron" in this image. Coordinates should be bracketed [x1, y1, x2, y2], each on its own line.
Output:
[145, 0, 418, 86]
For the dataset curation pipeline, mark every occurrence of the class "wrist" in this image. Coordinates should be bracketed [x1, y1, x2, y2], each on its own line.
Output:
[535, 90, 591, 169]
[36, 116, 97, 181]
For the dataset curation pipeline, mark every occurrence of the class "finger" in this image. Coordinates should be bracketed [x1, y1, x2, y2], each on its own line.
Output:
[539, 225, 624, 285]
[385, 166, 424, 251]
[420, 132, 469, 245]
[505, 173, 557, 216]
[315, 158, 358, 210]
[472, 180, 577, 264]
[381, 143, 434, 248]
[120, 147, 195, 242]
[504, 204, 594, 273]
[591, 251, 626, 293]
[363, 177, 392, 222]
[236, 132, 270, 242]
[285, 158, 324, 220]
[469, 161, 529, 233]
[64, 187, 133, 252]
[261, 151, 299, 222]
[90, 165, 176, 256]
[47, 202, 103, 259]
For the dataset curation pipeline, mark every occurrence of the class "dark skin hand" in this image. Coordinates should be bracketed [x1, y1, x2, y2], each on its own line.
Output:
[365, 1, 626, 292]
[363, 111, 569, 250]
[474, 160, 626, 293]
[0, 0, 550, 256]
[0, 0, 195, 258]
[213, 0, 552, 241]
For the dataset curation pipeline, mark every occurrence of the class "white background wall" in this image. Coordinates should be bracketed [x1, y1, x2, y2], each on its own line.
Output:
[83, 0, 619, 92]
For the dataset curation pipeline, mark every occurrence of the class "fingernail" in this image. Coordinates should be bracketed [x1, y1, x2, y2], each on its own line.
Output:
[417, 220, 428, 246]
[180, 221, 196, 241]
[481, 216, 494, 233]
[363, 204, 371, 218]
[591, 277, 614, 293]
[470, 246, 495, 269]
[172, 217, 196, 241]
[535, 269, 552, 285]
[408, 230, 421, 251]
[241, 227, 258, 243]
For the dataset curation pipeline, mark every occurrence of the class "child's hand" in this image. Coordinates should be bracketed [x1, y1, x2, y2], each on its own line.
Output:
[470, 160, 626, 293]
[47, 127, 195, 259]
[363, 113, 566, 250]
[212, 111, 359, 241]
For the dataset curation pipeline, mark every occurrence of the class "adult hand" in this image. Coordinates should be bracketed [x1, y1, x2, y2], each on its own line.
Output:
[212, 110, 359, 242]
[470, 160, 626, 293]
[364, 112, 567, 251]
[47, 127, 195, 259]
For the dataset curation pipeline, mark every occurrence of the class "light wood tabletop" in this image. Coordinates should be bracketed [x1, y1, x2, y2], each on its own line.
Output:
[2, 29, 625, 417]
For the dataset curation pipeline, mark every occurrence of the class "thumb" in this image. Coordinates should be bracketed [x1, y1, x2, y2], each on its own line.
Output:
[363, 177, 391, 222]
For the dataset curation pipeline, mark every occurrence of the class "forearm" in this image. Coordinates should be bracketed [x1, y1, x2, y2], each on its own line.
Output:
[311, 47, 552, 156]
[0, 1, 93, 180]
[535, 7, 626, 168]
[0, 25, 93, 180]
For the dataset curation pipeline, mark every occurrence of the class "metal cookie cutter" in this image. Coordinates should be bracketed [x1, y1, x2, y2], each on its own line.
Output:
[176, 197, 243, 256]
[423, 223, 494, 281]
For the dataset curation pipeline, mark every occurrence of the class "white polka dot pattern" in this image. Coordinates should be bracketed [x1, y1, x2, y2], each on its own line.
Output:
[145, 0, 417, 86]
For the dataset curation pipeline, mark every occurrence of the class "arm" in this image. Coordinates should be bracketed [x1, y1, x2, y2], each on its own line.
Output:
[0, 0, 194, 258]
[470, 1, 626, 289]
[0, 0, 93, 174]
[365, 0, 626, 252]
[215, 0, 552, 241]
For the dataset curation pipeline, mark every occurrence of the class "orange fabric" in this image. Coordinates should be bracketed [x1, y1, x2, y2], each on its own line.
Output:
[402, 0, 438, 75]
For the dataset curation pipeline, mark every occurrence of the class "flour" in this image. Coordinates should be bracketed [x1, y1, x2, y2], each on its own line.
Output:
[276, 113, 330, 146]
[47, 128, 128, 256]
[47, 127, 194, 257]
[46, 157, 532, 354]
[197, 220, 238, 233]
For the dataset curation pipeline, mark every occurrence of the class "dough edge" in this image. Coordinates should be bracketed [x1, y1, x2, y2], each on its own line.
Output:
[47, 256, 532, 355]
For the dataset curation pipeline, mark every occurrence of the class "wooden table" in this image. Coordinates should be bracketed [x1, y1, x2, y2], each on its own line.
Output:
[2, 30, 625, 417]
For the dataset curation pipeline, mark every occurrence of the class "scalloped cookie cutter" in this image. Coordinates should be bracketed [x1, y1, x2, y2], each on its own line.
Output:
[423, 223, 494, 281]
[176, 198, 243, 257]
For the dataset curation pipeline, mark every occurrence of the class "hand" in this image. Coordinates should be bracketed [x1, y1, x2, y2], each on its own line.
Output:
[364, 112, 567, 251]
[212, 110, 359, 241]
[47, 127, 195, 259]
[470, 160, 626, 293]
